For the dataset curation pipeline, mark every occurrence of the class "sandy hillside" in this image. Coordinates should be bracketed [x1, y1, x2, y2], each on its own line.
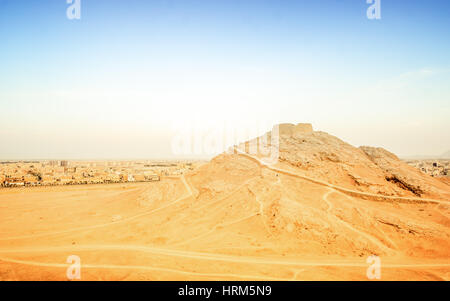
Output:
[0, 124, 449, 280]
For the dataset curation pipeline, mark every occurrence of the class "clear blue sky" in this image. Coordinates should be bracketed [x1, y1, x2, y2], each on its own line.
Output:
[0, 0, 449, 159]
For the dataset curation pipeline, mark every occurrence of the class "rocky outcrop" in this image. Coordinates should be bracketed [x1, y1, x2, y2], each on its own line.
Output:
[359, 146, 440, 197]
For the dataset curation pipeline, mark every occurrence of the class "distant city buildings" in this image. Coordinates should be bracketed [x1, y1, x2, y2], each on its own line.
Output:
[0, 160, 200, 187]
[49, 160, 59, 166]
[406, 159, 450, 178]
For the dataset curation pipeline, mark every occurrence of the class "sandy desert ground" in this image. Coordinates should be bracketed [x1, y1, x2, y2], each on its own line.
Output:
[0, 124, 449, 281]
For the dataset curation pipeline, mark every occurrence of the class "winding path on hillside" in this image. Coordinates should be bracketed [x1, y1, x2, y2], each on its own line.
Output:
[234, 149, 448, 205]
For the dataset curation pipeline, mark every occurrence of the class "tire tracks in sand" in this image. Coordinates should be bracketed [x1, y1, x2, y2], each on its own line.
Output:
[0, 244, 449, 268]
[0, 176, 193, 241]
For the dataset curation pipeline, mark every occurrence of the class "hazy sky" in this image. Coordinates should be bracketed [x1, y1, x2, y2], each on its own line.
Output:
[1, 0, 449, 159]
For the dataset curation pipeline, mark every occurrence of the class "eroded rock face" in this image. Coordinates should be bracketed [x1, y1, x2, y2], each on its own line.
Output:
[359, 146, 449, 198]
[360, 146, 399, 161]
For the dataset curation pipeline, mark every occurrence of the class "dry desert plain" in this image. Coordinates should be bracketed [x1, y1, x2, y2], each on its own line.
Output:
[0, 123, 449, 280]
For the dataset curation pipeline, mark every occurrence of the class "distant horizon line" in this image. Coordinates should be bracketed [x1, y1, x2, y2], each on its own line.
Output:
[0, 157, 212, 162]
[1, 155, 449, 162]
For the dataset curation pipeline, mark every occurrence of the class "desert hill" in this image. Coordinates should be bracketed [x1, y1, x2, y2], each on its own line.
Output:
[182, 123, 450, 271]
[0, 123, 449, 280]
[236, 123, 450, 200]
